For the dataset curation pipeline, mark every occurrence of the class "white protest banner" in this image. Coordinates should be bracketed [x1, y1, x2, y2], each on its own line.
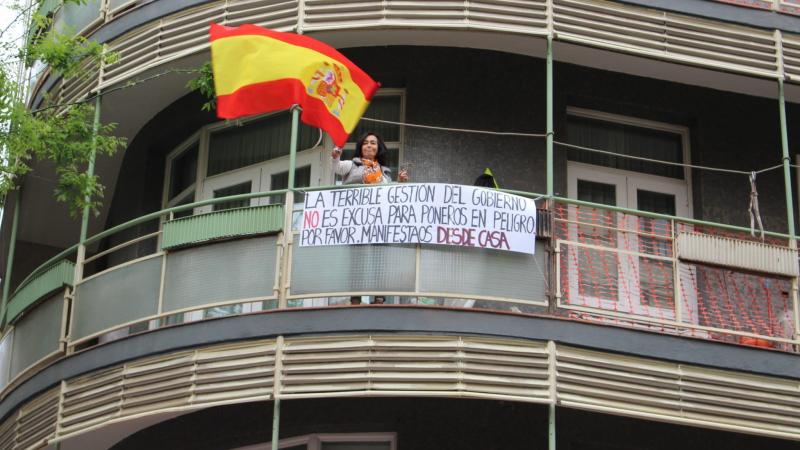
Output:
[300, 183, 537, 254]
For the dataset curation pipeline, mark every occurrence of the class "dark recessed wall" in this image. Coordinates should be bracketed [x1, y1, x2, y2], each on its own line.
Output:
[111, 398, 547, 450]
[96, 91, 216, 269]
[104, 46, 800, 245]
[111, 399, 796, 450]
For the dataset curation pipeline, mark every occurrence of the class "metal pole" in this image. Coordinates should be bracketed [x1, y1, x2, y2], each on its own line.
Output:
[778, 79, 796, 239]
[1, 0, 35, 325]
[288, 106, 300, 191]
[548, 404, 556, 450]
[73, 94, 102, 283]
[79, 95, 102, 245]
[1, 189, 21, 324]
[271, 335, 284, 449]
[546, 35, 554, 198]
[271, 397, 281, 449]
[278, 106, 300, 309]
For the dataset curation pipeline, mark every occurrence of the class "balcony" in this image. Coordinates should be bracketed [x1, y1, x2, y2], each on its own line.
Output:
[0, 183, 797, 448]
[2, 185, 797, 392]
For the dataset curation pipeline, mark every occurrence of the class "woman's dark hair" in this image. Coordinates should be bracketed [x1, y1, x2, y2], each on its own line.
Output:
[355, 132, 389, 166]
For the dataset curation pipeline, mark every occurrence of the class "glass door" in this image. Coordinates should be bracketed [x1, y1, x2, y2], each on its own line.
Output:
[567, 163, 689, 318]
[626, 175, 689, 321]
[567, 165, 630, 312]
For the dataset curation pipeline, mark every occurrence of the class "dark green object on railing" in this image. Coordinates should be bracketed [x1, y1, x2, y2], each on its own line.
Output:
[6, 259, 74, 325]
[161, 204, 284, 250]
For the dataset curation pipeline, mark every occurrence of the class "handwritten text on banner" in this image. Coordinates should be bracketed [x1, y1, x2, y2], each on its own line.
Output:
[300, 183, 537, 254]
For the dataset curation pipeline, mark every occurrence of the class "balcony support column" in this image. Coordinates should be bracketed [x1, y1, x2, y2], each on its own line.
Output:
[74, 94, 103, 283]
[777, 79, 799, 342]
[546, 35, 554, 198]
[279, 106, 300, 309]
[272, 335, 285, 449]
[548, 404, 556, 450]
[1, 188, 22, 324]
[778, 79, 796, 240]
[288, 106, 300, 194]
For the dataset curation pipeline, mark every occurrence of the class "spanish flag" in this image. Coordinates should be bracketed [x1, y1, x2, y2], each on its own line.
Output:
[210, 23, 380, 146]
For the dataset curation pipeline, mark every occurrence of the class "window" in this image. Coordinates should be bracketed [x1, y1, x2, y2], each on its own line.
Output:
[207, 114, 318, 176]
[163, 111, 325, 216]
[565, 107, 691, 217]
[163, 134, 201, 218]
[213, 181, 253, 211]
[233, 433, 396, 450]
[566, 112, 684, 179]
[337, 90, 405, 183]
[565, 108, 691, 319]
[269, 165, 312, 204]
[169, 143, 198, 199]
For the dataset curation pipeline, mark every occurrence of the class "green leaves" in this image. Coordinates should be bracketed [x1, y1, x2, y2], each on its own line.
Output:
[0, 0, 126, 216]
[1, 96, 126, 216]
[26, 29, 112, 79]
[186, 61, 216, 111]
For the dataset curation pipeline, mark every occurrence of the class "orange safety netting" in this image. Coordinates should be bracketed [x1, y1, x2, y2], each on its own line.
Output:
[554, 203, 795, 347]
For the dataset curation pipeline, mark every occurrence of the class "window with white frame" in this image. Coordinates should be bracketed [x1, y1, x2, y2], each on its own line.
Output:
[233, 432, 397, 450]
[565, 107, 692, 216]
[162, 111, 322, 215]
[336, 89, 405, 183]
[564, 107, 693, 319]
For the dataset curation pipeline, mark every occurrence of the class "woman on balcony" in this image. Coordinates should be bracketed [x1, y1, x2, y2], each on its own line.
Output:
[332, 132, 409, 184]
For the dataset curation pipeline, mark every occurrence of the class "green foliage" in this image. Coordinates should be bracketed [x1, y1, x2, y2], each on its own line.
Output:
[186, 61, 216, 111]
[26, 29, 114, 79]
[2, 95, 126, 216]
[0, 0, 126, 215]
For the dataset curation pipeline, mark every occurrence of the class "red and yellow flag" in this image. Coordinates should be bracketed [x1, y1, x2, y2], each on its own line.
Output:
[209, 23, 379, 147]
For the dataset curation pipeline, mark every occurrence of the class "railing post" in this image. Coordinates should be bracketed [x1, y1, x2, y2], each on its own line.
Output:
[672, 218, 682, 326]
[288, 106, 300, 194]
[278, 106, 301, 309]
[548, 404, 556, 450]
[1, 189, 22, 326]
[272, 335, 284, 449]
[777, 79, 799, 347]
[68, 93, 103, 344]
[778, 79, 796, 240]
[546, 34, 554, 198]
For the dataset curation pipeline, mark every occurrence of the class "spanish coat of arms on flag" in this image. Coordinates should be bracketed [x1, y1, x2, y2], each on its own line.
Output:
[209, 23, 380, 147]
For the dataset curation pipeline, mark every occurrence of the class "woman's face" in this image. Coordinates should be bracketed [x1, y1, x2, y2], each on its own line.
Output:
[360, 135, 379, 161]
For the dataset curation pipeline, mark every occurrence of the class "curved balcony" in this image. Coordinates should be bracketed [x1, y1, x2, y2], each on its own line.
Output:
[31, 0, 800, 108]
[0, 184, 798, 447]
[21, 0, 800, 260]
[6, 0, 800, 447]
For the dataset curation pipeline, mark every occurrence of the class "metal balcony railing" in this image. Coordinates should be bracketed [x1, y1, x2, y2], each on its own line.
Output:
[1, 184, 797, 399]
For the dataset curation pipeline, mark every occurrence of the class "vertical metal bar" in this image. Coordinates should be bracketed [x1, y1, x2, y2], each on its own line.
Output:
[272, 335, 285, 449]
[271, 397, 281, 449]
[1, 189, 22, 324]
[279, 107, 301, 309]
[288, 106, 300, 192]
[778, 79, 796, 239]
[1, 0, 35, 325]
[547, 340, 557, 450]
[546, 35, 554, 198]
[672, 218, 682, 326]
[79, 95, 103, 246]
[548, 404, 556, 450]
